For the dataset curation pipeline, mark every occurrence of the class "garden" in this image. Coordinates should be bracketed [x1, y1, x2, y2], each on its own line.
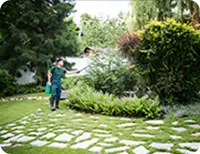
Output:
[0, 0, 200, 154]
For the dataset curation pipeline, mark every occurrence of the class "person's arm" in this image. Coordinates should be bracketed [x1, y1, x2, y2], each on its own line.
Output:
[64, 68, 80, 75]
[48, 71, 52, 86]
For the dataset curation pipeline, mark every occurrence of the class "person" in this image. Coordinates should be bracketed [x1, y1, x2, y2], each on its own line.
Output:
[48, 58, 80, 111]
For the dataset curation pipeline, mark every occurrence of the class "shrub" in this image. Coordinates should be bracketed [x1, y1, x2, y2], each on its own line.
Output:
[16, 83, 44, 94]
[85, 51, 138, 96]
[67, 83, 162, 119]
[119, 19, 200, 104]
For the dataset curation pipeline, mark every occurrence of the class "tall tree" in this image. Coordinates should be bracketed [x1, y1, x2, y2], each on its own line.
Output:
[0, 0, 80, 84]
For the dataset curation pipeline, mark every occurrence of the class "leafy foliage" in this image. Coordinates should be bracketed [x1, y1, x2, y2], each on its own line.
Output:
[67, 83, 162, 119]
[120, 19, 200, 104]
[0, 0, 80, 83]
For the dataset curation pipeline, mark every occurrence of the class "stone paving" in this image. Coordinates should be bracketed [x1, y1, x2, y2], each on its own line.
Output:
[0, 108, 200, 154]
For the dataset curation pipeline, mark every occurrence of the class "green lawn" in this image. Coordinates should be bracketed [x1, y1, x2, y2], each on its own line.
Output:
[0, 94, 200, 154]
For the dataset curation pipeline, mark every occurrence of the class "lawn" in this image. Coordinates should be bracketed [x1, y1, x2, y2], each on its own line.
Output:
[0, 93, 200, 154]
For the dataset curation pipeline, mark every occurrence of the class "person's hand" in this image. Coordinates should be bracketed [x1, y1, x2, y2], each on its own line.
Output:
[48, 82, 52, 87]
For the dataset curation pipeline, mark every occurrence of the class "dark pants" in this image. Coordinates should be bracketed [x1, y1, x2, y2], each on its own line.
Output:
[50, 83, 61, 109]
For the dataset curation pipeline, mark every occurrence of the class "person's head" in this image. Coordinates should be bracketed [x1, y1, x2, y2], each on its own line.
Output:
[56, 58, 64, 67]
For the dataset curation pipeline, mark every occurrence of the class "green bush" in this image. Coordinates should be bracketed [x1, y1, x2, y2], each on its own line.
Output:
[16, 83, 44, 94]
[67, 83, 162, 119]
[85, 52, 138, 96]
[119, 19, 200, 104]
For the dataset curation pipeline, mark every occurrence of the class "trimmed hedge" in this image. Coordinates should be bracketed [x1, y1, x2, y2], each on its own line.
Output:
[66, 83, 162, 119]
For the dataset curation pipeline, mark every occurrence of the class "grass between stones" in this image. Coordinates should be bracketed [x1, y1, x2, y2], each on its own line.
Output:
[0, 93, 200, 154]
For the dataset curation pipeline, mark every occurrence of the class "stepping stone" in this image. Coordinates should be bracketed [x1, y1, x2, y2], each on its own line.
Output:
[30, 140, 49, 147]
[13, 144, 23, 147]
[37, 127, 47, 131]
[48, 142, 67, 148]
[120, 118, 131, 121]
[17, 136, 35, 142]
[37, 108, 42, 112]
[54, 133, 74, 142]
[1, 133, 14, 138]
[6, 123, 16, 127]
[54, 129, 67, 133]
[71, 138, 99, 149]
[14, 130, 23, 134]
[55, 114, 66, 117]
[71, 130, 83, 136]
[170, 135, 182, 139]
[0, 130, 8, 134]
[89, 116, 99, 119]
[119, 140, 145, 146]
[0, 143, 11, 147]
[184, 120, 195, 123]
[188, 124, 200, 129]
[48, 124, 55, 127]
[72, 119, 83, 122]
[125, 128, 131, 131]
[176, 149, 194, 154]
[104, 137, 118, 142]
[94, 134, 112, 138]
[89, 146, 102, 153]
[172, 121, 178, 125]
[146, 126, 159, 130]
[117, 123, 135, 127]
[75, 113, 82, 117]
[20, 121, 28, 125]
[75, 132, 91, 142]
[179, 142, 200, 150]
[105, 146, 129, 153]
[99, 124, 108, 128]
[145, 120, 164, 125]
[29, 132, 44, 136]
[149, 142, 174, 150]
[93, 129, 109, 134]
[191, 132, 200, 136]
[118, 152, 129, 154]
[49, 119, 58, 122]
[41, 133, 56, 139]
[171, 127, 187, 132]
[132, 146, 149, 154]
[131, 133, 154, 138]
[98, 142, 113, 147]
[11, 126, 25, 130]
[153, 152, 172, 154]
[118, 132, 123, 136]
[4, 134, 23, 143]
[134, 130, 146, 133]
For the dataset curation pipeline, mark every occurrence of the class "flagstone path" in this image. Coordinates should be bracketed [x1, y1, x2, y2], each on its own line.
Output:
[0, 106, 200, 154]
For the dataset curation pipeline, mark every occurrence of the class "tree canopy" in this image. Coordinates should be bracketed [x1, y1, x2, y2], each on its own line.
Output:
[0, 0, 80, 83]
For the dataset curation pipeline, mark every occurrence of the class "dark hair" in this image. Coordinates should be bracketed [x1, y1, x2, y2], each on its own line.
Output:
[56, 58, 63, 63]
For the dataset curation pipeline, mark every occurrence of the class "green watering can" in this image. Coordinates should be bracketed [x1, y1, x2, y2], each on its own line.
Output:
[45, 82, 51, 94]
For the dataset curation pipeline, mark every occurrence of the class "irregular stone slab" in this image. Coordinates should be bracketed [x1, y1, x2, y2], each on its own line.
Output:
[1, 133, 14, 138]
[89, 116, 99, 119]
[6, 123, 16, 127]
[89, 146, 102, 153]
[13, 144, 23, 147]
[145, 120, 164, 125]
[172, 121, 178, 125]
[132, 146, 149, 154]
[118, 132, 123, 136]
[171, 127, 187, 132]
[20, 121, 28, 125]
[75, 132, 91, 142]
[49, 118, 59, 122]
[119, 140, 145, 146]
[75, 113, 82, 117]
[98, 142, 113, 147]
[179, 142, 200, 150]
[37, 127, 47, 132]
[71, 138, 99, 149]
[94, 134, 112, 138]
[0, 130, 8, 134]
[41, 133, 56, 139]
[54, 133, 74, 142]
[184, 120, 195, 123]
[54, 129, 67, 133]
[4, 134, 23, 143]
[104, 137, 118, 142]
[153, 152, 172, 154]
[11, 126, 25, 130]
[134, 130, 146, 133]
[191, 132, 200, 136]
[14, 130, 23, 134]
[71, 130, 83, 136]
[146, 126, 159, 130]
[30, 140, 49, 147]
[125, 128, 131, 131]
[170, 135, 182, 139]
[37, 108, 42, 112]
[72, 119, 83, 122]
[99, 124, 108, 128]
[0, 143, 11, 147]
[131, 133, 154, 138]
[176, 148, 194, 154]
[118, 152, 129, 154]
[105, 146, 129, 153]
[17, 136, 35, 142]
[93, 129, 109, 134]
[48, 124, 55, 127]
[117, 123, 135, 127]
[29, 132, 45, 136]
[149, 142, 174, 150]
[120, 118, 131, 121]
[55, 114, 66, 117]
[188, 124, 200, 129]
[48, 142, 67, 148]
